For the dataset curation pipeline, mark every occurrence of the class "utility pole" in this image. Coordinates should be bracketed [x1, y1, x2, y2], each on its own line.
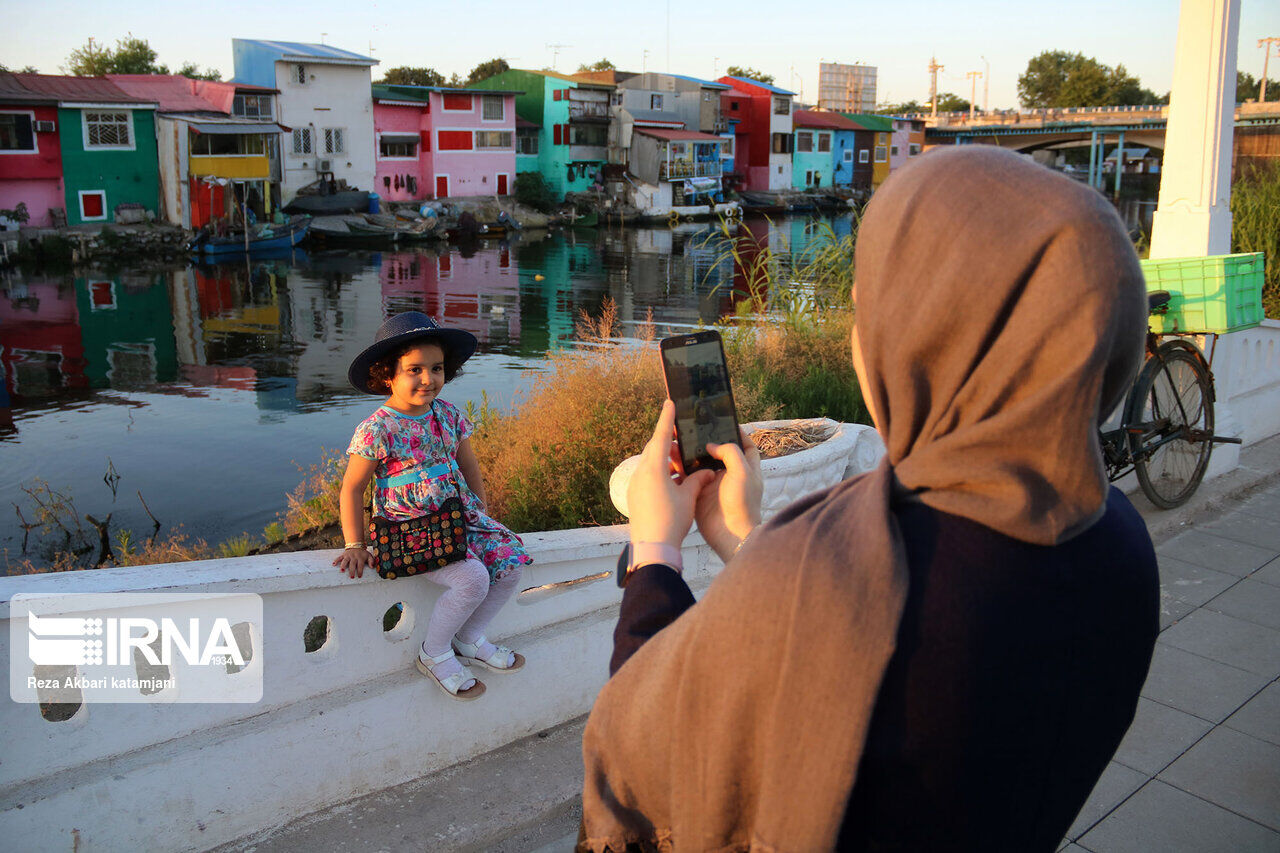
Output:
[643, 49, 650, 74]
[928, 56, 944, 118]
[1261, 37, 1280, 102]
[980, 55, 990, 112]
[967, 70, 982, 119]
[713, 56, 719, 77]
[546, 43, 572, 70]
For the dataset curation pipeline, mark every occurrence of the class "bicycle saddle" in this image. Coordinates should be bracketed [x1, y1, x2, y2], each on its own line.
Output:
[1148, 290, 1171, 313]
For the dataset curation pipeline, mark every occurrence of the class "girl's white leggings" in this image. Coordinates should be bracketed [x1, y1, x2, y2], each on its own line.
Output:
[420, 559, 522, 656]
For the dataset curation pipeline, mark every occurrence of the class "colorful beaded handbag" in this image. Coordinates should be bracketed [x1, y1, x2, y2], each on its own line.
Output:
[368, 464, 468, 580]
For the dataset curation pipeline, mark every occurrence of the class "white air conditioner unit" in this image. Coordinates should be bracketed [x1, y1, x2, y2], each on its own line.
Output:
[316, 159, 333, 173]
[33, 120, 56, 133]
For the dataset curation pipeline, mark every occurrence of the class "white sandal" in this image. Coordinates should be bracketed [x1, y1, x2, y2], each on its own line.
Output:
[415, 649, 486, 701]
[452, 635, 526, 673]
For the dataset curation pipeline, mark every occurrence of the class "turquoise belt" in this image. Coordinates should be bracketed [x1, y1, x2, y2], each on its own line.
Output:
[375, 462, 454, 489]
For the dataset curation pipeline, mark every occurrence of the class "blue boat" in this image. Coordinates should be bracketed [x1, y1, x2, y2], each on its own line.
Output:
[190, 215, 311, 257]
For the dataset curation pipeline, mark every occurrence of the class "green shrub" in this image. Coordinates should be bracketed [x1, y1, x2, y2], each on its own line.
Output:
[514, 172, 556, 213]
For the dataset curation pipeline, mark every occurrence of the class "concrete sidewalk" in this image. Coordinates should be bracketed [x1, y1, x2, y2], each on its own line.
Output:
[1062, 434, 1280, 852]
[217, 435, 1280, 853]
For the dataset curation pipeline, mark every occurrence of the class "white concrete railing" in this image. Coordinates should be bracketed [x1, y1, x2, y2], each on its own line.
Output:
[1213, 319, 1280, 447]
[0, 425, 884, 852]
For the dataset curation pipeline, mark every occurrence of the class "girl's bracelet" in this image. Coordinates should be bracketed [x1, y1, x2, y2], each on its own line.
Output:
[344, 542, 366, 550]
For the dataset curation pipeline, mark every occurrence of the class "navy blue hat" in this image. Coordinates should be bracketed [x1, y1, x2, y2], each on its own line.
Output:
[348, 312, 478, 394]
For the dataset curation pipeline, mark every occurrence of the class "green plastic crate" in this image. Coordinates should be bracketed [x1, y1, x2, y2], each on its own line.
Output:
[1139, 252, 1265, 334]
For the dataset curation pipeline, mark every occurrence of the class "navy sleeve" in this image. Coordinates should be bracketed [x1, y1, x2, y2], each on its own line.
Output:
[610, 563, 697, 676]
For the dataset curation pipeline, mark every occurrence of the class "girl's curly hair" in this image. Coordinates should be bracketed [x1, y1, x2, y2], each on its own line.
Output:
[366, 337, 466, 393]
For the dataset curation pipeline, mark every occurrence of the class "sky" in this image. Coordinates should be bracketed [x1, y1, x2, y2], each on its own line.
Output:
[3, 1, 1279, 110]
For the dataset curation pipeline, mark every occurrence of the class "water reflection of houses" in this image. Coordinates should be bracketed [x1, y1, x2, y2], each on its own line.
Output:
[0, 272, 181, 408]
[381, 247, 523, 348]
[0, 277, 87, 404]
[167, 260, 298, 411]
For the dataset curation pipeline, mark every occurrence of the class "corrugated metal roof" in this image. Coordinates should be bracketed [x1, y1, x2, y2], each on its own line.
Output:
[793, 109, 861, 131]
[667, 73, 731, 90]
[842, 113, 894, 132]
[720, 76, 796, 96]
[237, 39, 377, 65]
[108, 75, 221, 112]
[187, 120, 288, 135]
[10, 73, 153, 105]
[636, 128, 724, 142]
[0, 70, 55, 103]
[372, 84, 523, 102]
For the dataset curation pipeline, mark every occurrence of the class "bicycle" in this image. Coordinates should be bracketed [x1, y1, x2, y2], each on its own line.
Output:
[1099, 290, 1242, 509]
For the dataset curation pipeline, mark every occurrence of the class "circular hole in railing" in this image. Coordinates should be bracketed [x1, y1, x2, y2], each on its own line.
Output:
[225, 621, 254, 674]
[134, 631, 170, 695]
[35, 665, 82, 722]
[382, 602, 414, 642]
[303, 615, 331, 653]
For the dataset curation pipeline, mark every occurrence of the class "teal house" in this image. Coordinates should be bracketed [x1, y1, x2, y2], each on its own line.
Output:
[16, 75, 160, 225]
[792, 110, 865, 190]
[471, 70, 612, 201]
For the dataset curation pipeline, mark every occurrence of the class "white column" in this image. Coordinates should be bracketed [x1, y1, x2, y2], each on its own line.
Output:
[1149, 0, 1241, 259]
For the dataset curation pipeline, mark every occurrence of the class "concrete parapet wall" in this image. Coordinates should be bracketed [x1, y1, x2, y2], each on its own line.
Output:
[0, 426, 884, 851]
[1214, 319, 1280, 447]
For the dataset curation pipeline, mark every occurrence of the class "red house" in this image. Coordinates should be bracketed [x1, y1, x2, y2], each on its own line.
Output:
[717, 76, 795, 192]
[0, 71, 64, 228]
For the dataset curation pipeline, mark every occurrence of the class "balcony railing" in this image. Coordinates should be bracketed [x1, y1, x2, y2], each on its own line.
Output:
[568, 102, 610, 122]
[659, 160, 723, 180]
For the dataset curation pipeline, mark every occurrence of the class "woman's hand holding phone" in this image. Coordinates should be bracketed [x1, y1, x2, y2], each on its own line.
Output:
[695, 430, 764, 563]
[629, 401, 763, 563]
[628, 400, 717, 550]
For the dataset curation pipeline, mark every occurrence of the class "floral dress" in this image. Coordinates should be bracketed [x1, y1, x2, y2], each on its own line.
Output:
[347, 400, 532, 581]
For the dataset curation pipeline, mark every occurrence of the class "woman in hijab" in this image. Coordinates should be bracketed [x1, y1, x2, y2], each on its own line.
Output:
[580, 146, 1160, 852]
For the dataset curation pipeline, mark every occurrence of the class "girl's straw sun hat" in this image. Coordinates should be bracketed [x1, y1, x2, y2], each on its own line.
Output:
[348, 311, 478, 394]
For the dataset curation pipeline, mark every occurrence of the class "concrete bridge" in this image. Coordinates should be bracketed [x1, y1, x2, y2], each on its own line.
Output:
[918, 102, 1280, 192]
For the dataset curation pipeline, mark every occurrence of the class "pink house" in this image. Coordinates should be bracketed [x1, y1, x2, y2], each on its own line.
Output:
[0, 71, 63, 228]
[372, 85, 520, 201]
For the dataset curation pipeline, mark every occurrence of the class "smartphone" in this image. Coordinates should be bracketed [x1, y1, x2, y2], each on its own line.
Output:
[659, 330, 743, 474]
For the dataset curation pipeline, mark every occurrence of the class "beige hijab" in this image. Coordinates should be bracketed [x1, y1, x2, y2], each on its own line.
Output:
[580, 146, 1147, 852]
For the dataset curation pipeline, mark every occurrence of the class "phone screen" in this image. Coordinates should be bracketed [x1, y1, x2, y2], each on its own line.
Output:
[660, 332, 742, 473]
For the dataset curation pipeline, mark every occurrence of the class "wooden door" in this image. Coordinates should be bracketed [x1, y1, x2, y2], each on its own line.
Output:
[496, 173, 509, 195]
[435, 176, 449, 198]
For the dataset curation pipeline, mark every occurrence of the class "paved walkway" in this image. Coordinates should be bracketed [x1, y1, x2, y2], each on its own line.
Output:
[1061, 444, 1280, 851]
[219, 436, 1280, 853]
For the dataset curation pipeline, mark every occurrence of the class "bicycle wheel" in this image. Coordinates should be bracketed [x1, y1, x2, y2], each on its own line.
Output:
[1125, 342, 1213, 509]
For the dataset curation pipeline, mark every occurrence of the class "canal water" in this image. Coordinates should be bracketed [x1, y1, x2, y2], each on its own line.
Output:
[1, 215, 854, 568]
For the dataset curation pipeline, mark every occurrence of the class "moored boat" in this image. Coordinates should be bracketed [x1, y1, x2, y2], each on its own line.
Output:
[189, 215, 311, 257]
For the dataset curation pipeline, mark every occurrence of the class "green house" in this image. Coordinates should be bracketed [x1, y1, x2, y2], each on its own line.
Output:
[16, 75, 161, 225]
[471, 70, 612, 201]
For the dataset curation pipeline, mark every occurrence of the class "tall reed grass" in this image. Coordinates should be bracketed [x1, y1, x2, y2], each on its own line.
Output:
[1231, 162, 1280, 318]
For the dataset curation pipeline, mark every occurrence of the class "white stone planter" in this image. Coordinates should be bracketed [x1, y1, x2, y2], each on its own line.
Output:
[609, 419, 886, 520]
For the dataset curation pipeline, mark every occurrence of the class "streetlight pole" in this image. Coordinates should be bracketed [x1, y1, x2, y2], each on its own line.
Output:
[1260, 37, 1280, 102]
[967, 70, 982, 119]
[981, 55, 990, 113]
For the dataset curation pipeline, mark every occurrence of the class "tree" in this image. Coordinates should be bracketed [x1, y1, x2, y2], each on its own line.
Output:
[0, 62, 40, 73]
[109, 35, 164, 74]
[467, 58, 510, 85]
[877, 99, 924, 114]
[725, 65, 775, 84]
[934, 92, 970, 112]
[446, 72, 466, 88]
[378, 66, 445, 87]
[1017, 50, 1161, 108]
[577, 58, 615, 73]
[176, 62, 221, 81]
[1237, 71, 1280, 102]
[63, 37, 115, 76]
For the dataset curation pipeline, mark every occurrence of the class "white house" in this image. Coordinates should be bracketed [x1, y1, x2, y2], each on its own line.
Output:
[232, 39, 378, 204]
